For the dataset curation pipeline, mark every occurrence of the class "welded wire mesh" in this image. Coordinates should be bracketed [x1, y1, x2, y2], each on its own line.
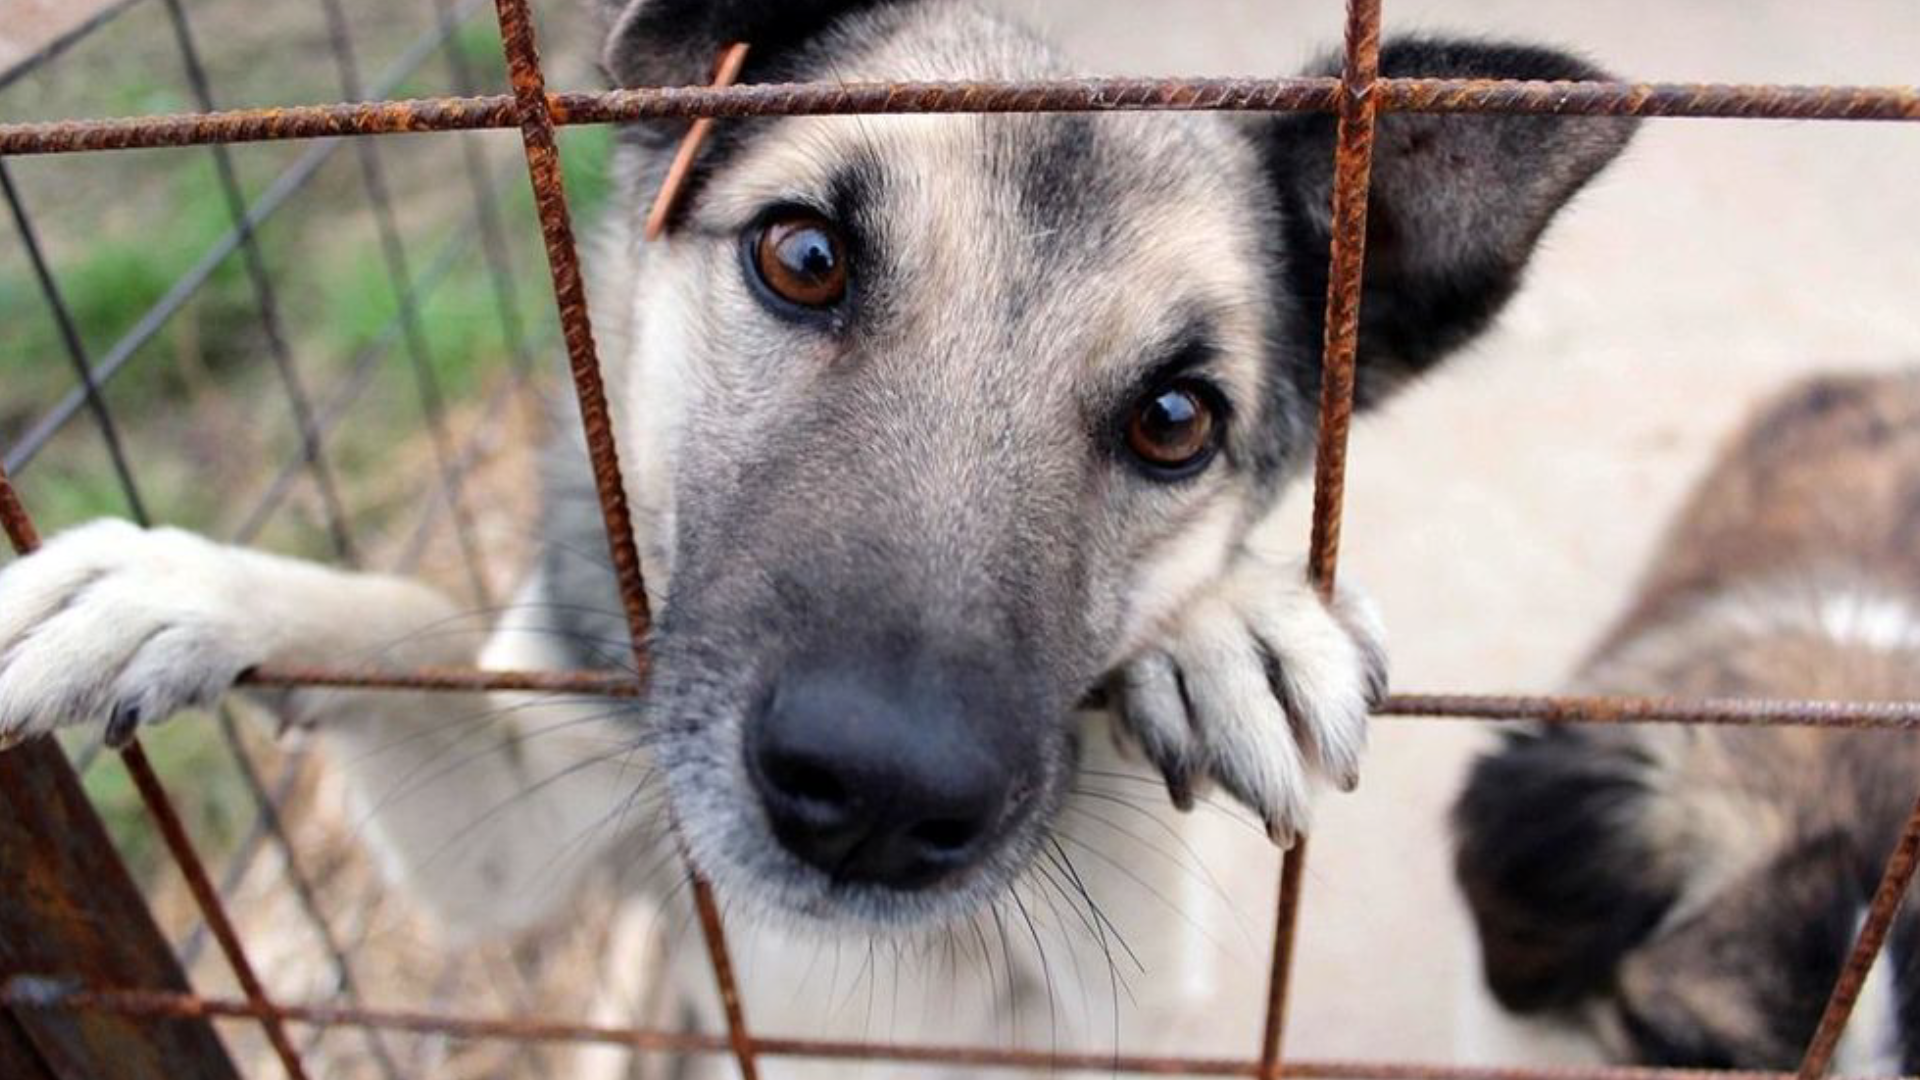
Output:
[1, 0, 1917, 1078]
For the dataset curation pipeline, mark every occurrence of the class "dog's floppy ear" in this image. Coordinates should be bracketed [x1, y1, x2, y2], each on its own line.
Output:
[1259, 39, 1636, 409]
[598, 0, 897, 91]
[1452, 727, 1683, 1013]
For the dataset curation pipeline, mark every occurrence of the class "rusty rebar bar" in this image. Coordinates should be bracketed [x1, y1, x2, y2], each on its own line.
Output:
[486, 0, 759, 1075]
[1383, 693, 1920, 730]
[231, 664, 1920, 731]
[10, 980, 1920, 1080]
[1796, 791, 1920, 1079]
[1262, 1, 1384, 1073]
[117, 743, 311, 1080]
[2, 75, 1916, 157]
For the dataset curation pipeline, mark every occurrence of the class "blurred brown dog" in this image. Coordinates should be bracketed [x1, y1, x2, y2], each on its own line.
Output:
[1456, 370, 1920, 1072]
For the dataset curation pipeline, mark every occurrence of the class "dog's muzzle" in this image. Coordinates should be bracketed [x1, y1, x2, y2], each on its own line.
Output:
[745, 656, 1029, 891]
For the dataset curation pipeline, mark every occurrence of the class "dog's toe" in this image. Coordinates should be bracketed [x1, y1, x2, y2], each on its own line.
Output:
[0, 521, 263, 750]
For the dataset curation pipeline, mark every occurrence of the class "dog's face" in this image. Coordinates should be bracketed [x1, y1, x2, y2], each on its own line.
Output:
[599, 0, 1633, 930]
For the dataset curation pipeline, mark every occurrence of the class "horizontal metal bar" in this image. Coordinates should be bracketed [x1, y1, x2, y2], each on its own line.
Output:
[1383, 693, 1920, 730]
[244, 664, 645, 697]
[1377, 78, 1920, 119]
[1, 74, 1915, 157]
[236, 665, 1920, 731]
[6, 981, 1911, 1080]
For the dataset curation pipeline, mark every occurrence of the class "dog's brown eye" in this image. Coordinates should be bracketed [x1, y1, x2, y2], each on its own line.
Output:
[1127, 383, 1219, 476]
[753, 213, 848, 309]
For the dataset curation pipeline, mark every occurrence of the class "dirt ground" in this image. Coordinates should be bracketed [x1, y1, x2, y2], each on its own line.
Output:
[1000, 0, 1920, 1065]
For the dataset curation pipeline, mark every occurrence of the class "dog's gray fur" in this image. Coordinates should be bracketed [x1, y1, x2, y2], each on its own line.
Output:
[1456, 371, 1920, 1074]
[0, 1, 1630, 1072]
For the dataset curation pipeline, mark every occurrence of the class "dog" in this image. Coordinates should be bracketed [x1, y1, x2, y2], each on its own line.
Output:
[1455, 370, 1920, 1075]
[0, 1, 1632, 1073]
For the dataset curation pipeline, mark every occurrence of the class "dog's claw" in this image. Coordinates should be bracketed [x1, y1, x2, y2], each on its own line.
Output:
[104, 701, 142, 749]
[1161, 764, 1196, 813]
[1265, 816, 1298, 850]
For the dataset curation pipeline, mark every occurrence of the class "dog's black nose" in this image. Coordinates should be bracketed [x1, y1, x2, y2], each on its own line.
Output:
[748, 666, 1013, 889]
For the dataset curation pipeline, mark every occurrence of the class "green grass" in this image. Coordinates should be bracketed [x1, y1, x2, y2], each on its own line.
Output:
[1, 11, 628, 879]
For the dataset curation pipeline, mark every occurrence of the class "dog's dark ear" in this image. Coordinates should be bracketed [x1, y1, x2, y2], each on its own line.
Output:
[599, 0, 897, 91]
[1260, 39, 1636, 409]
[1452, 727, 1683, 1013]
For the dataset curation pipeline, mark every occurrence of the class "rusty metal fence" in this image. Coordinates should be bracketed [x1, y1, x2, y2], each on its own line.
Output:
[1, 0, 1918, 1077]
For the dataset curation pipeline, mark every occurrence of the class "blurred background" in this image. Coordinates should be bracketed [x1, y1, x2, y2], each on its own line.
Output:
[2, 0, 1917, 1076]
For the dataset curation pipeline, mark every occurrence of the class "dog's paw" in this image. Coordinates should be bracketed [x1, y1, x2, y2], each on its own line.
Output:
[1113, 557, 1386, 847]
[0, 520, 270, 751]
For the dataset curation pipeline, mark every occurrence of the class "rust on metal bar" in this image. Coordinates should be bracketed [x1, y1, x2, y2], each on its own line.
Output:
[1376, 77, 1920, 119]
[489, 0, 651, 667]
[1263, 0, 1384, 1074]
[10, 982, 1914, 1080]
[1302, 0, 1382, 599]
[487, 0, 758, 1074]
[0, 464, 41, 554]
[118, 743, 311, 1080]
[235, 665, 1920, 732]
[645, 42, 751, 241]
[0, 745, 246, 1080]
[1381, 693, 1920, 730]
[1796, 791, 1920, 1079]
[2, 75, 1916, 156]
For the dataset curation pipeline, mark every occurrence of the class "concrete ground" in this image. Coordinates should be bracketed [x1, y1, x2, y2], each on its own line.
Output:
[991, 0, 1920, 1067]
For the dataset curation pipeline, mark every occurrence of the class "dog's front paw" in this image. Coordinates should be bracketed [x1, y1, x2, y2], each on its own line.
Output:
[1113, 558, 1386, 846]
[0, 520, 270, 750]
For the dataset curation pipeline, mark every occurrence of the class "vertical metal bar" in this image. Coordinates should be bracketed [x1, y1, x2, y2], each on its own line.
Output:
[1262, 0, 1383, 1075]
[485, 1, 760, 1076]
[0, 161, 150, 524]
[317, 0, 495, 609]
[0, 463, 244, 1080]
[1796, 793, 1920, 1079]
[159, 0, 359, 563]
[119, 742, 313, 1079]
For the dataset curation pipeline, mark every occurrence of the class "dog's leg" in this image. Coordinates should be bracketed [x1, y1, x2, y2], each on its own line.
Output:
[0, 519, 653, 936]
